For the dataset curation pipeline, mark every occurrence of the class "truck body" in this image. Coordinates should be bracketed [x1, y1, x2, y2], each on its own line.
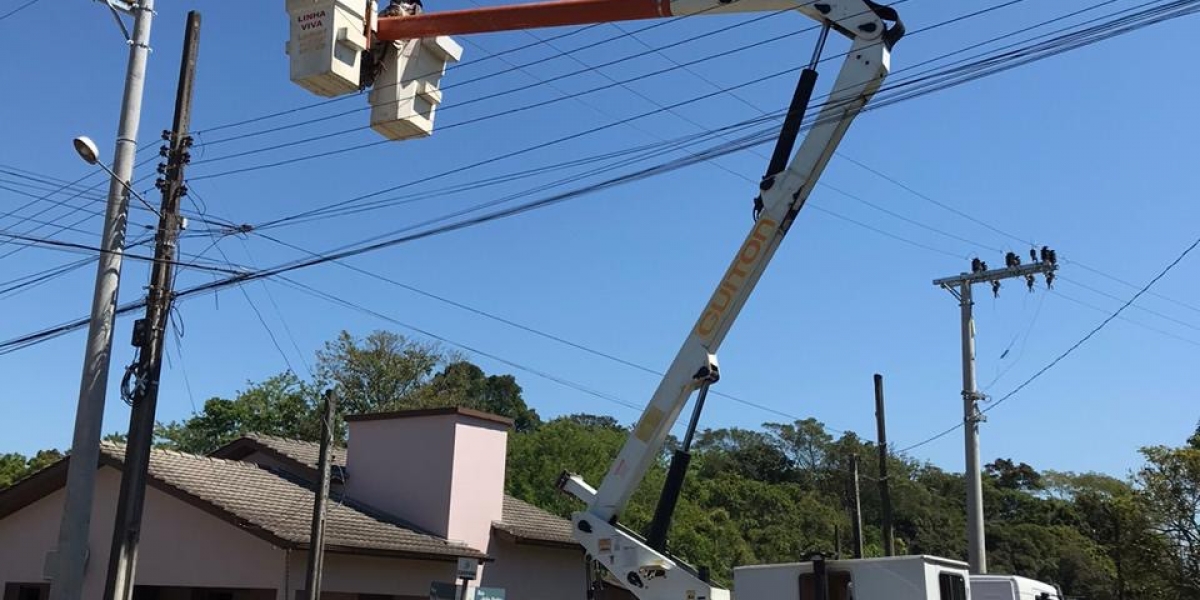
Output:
[735, 555, 972, 600]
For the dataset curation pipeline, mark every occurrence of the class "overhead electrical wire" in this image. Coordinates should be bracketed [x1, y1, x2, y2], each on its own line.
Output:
[3, 0, 1197, 361]
[255, 230, 839, 426]
[273, 274, 647, 413]
[191, 3, 787, 141]
[896, 232, 1200, 454]
[191, 0, 1167, 220]
[0, 0, 42, 23]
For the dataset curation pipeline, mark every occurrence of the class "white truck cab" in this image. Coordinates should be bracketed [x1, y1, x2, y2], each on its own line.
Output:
[970, 575, 1062, 600]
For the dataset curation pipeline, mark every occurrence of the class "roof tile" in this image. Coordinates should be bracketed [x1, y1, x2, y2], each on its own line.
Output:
[99, 442, 482, 559]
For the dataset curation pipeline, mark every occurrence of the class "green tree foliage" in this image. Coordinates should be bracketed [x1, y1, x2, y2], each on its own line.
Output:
[9, 328, 1193, 597]
[157, 372, 320, 454]
[414, 361, 541, 432]
[0, 449, 64, 489]
[315, 330, 443, 415]
[155, 330, 541, 453]
[1137, 423, 1200, 598]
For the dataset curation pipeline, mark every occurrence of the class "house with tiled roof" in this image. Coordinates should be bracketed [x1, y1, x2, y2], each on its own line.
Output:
[0, 407, 606, 600]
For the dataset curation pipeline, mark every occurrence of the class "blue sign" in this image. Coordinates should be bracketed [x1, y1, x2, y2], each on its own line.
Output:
[474, 588, 505, 600]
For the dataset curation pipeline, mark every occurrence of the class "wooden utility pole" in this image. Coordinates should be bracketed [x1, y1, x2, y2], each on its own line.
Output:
[874, 373, 895, 556]
[103, 12, 199, 600]
[305, 390, 337, 600]
[848, 454, 864, 559]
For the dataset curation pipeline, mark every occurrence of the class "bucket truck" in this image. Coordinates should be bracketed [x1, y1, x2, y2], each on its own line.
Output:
[282, 1, 1063, 599]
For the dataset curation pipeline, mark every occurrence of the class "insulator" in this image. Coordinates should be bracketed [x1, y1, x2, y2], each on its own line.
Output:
[156, 163, 167, 174]
[159, 145, 169, 157]
[180, 151, 192, 164]
[182, 135, 194, 147]
[178, 185, 189, 197]
[154, 178, 166, 190]
[161, 129, 171, 141]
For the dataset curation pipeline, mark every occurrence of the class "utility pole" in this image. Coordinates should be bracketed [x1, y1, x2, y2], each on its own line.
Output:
[874, 373, 895, 557]
[51, 1, 155, 598]
[933, 248, 1059, 575]
[305, 390, 337, 600]
[848, 454, 864, 559]
[103, 12, 200, 600]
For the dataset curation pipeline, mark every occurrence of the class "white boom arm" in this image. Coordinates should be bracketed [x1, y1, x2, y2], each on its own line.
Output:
[557, 1, 901, 598]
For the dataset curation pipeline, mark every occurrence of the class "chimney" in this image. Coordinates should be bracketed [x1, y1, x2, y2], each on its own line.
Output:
[343, 407, 511, 555]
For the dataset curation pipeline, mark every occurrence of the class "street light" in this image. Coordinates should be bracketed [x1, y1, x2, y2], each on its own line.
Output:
[73, 135, 157, 213]
[73, 136, 101, 165]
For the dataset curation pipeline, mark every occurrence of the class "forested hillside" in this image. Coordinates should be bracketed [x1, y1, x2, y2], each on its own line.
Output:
[4, 330, 1195, 598]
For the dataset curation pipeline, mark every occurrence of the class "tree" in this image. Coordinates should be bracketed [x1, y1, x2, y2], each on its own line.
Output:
[156, 330, 540, 453]
[157, 371, 321, 454]
[986, 458, 1044, 491]
[315, 330, 445, 415]
[0, 449, 65, 490]
[0, 453, 28, 489]
[415, 361, 541, 432]
[1137, 426, 1200, 598]
[693, 427, 793, 484]
[505, 414, 635, 517]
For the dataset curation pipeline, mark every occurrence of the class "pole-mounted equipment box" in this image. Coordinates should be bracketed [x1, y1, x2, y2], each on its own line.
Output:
[285, 0, 368, 97]
[368, 35, 463, 140]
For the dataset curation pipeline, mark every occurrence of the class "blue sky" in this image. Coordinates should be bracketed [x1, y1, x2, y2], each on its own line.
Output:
[0, 0, 1197, 483]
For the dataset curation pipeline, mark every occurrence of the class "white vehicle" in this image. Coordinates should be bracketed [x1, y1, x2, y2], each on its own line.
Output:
[971, 575, 1063, 600]
[736, 555, 974, 600]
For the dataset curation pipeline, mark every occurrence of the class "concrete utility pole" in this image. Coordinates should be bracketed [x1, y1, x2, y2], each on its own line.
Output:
[51, 1, 155, 598]
[874, 373, 895, 557]
[933, 249, 1059, 575]
[103, 11, 199, 600]
[305, 390, 337, 600]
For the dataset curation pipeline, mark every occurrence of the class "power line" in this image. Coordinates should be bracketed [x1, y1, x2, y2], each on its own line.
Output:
[190, 5, 784, 142]
[198, 0, 1171, 226]
[255, 230, 840, 428]
[898, 232, 1200, 454]
[272, 274, 646, 413]
[0, 230, 246, 274]
[0, 0, 42, 22]
[5, 0, 1198, 358]
[188, 0, 914, 169]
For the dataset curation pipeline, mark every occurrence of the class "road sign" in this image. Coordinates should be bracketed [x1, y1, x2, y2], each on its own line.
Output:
[456, 557, 479, 581]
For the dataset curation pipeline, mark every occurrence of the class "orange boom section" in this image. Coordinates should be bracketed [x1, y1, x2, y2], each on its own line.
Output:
[377, 0, 672, 40]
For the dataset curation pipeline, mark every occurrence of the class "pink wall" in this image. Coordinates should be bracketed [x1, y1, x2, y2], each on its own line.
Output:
[344, 410, 508, 582]
[446, 419, 507, 558]
[285, 550, 457, 598]
[344, 415, 457, 538]
[0, 467, 286, 597]
[482, 538, 587, 600]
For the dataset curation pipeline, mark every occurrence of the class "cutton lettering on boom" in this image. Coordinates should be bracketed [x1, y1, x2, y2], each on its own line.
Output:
[695, 217, 777, 338]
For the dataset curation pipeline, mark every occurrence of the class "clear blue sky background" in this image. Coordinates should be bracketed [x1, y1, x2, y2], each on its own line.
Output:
[0, 0, 1196, 483]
